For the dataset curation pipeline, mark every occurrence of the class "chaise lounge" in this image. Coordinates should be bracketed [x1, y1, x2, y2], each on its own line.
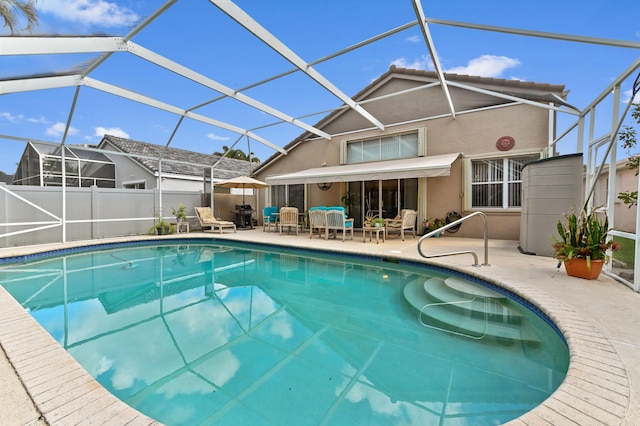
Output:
[194, 207, 237, 234]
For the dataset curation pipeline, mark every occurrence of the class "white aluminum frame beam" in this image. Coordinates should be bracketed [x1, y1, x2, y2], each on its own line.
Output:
[412, 0, 456, 119]
[209, 0, 385, 131]
[424, 17, 640, 50]
[0, 37, 127, 55]
[0, 75, 80, 94]
[445, 80, 581, 115]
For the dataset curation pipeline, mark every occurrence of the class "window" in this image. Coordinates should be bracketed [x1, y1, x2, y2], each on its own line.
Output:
[123, 180, 146, 189]
[470, 155, 538, 208]
[270, 184, 304, 210]
[342, 129, 425, 164]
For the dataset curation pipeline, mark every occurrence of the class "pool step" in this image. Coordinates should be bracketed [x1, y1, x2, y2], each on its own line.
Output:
[423, 278, 522, 325]
[403, 278, 539, 343]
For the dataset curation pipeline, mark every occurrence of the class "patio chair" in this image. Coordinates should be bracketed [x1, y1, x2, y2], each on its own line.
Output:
[325, 208, 354, 241]
[194, 207, 237, 234]
[385, 209, 417, 241]
[309, 208, 328, 239]
[278, 206, 301, 235]
[263, 206, 279, 232]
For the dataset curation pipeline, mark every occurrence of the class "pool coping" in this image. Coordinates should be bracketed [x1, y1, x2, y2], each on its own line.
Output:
[0, 234, 631, 425]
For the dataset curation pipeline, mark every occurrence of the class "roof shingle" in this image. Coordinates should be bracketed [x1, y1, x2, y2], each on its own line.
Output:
[100, 135, 252, 180]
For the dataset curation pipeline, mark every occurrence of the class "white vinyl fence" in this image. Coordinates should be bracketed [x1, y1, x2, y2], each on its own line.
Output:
[0, 183, 204, 248]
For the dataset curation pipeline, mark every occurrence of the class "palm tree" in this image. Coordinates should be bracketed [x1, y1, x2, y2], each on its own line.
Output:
[213, 145, 260, 163]
[0, 0, 39, 34]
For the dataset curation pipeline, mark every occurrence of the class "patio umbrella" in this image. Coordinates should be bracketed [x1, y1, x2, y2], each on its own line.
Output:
[216, 176, 269, 206]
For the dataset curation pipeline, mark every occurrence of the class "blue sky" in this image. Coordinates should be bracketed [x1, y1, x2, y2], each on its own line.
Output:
[1, 0, 640, 174]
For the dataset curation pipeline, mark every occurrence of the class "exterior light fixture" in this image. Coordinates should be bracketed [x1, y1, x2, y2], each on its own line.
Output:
[317, 182, 332, 191]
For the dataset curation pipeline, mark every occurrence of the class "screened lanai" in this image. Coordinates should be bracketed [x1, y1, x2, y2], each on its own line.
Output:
[1, 0, 640, 289]
[12, 141, 116, 187]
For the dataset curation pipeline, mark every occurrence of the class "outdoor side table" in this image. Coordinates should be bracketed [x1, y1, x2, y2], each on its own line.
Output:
[363, 226, 385, 244]
[172, 221, 189, 234]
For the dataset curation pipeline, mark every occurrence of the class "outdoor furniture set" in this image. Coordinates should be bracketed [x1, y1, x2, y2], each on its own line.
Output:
[261, 205, 417, 243]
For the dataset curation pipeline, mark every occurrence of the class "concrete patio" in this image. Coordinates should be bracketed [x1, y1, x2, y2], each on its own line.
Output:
[1, 228, 639, 425]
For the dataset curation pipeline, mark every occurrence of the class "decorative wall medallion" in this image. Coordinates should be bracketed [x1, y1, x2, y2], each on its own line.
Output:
[496, 136, 515, 151]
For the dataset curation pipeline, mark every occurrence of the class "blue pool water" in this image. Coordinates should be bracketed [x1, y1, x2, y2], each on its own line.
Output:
[0, 240, 568, 425]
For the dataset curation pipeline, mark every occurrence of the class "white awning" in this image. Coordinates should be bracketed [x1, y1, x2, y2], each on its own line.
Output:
[265, 153, 461, 185]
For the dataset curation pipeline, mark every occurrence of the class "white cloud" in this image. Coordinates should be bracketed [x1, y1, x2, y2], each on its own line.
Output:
[27, 116, 51, 124]
[0, 112, 23, 123]
[46, 122, 79, 137]
[406, 35, 421, 43]
[445, 55, 521, 78]
[207, 132, 230, 141]
[39, 0, 139, 28]
[391, 54, 520, 78]
[94, 126, 129, 138]
[390, 55, 434, 71]
[622, 88, 640, 104]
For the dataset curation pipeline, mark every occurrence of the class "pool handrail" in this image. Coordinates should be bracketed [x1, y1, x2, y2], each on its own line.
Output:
[417, 211, 490, 267]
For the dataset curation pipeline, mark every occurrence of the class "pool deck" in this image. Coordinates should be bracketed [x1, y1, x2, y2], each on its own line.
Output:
[1, 229, 639, 425]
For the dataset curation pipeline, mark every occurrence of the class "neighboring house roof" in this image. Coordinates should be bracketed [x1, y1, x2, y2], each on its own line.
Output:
[255, 66, 569, 173]
[0, 174, 14, 184]
[100, 135, 252, 180]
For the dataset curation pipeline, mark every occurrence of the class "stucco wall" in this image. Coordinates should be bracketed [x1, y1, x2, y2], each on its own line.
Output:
[254, 65, 558, 241]
[256, 101, 549, 240]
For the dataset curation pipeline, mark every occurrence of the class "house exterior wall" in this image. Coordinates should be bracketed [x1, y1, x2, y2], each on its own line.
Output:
[613, 166, 638, 233]
[101, 141, 210, 192]
[101, 142, 158, 188]
[256, 102, 550, 240]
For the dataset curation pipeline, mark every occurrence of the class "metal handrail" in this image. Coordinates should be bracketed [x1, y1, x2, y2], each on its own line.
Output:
[417, 211, 490, 267]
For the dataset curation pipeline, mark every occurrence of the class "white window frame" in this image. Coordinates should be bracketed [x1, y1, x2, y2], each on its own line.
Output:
[463, 150, 543, 211]
[123, 179, 146, 189]
[340, 127, 426, 164]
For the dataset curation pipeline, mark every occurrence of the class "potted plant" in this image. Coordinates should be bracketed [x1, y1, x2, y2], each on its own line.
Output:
[149, 215, 173, 235]
[172, 203, 187, 223]
[370, 217, 386, 228]
[424, 217, 446, 236]
[552, 207, 619, 279]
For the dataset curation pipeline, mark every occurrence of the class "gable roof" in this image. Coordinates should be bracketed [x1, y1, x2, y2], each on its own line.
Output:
[99, 135, 252, 180]
[254, 66, 569, 173]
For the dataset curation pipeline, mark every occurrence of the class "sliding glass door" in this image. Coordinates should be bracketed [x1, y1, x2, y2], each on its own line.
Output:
[351, 178, 418, 227]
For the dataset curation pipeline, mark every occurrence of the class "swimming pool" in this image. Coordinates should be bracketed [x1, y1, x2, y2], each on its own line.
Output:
[0, 240, 569, 425]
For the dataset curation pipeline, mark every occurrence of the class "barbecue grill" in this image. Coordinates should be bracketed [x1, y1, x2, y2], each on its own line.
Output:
[232, 204, 255, 229]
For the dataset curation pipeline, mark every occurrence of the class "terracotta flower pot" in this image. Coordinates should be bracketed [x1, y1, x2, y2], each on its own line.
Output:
[563, 258, 605, 280]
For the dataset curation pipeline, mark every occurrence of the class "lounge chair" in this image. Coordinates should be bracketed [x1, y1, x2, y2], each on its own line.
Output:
[194, 207, 237, 234]
[385, 209, 417, 241]
[263, 206, 279, 232]
[278, 206, 300, 235]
